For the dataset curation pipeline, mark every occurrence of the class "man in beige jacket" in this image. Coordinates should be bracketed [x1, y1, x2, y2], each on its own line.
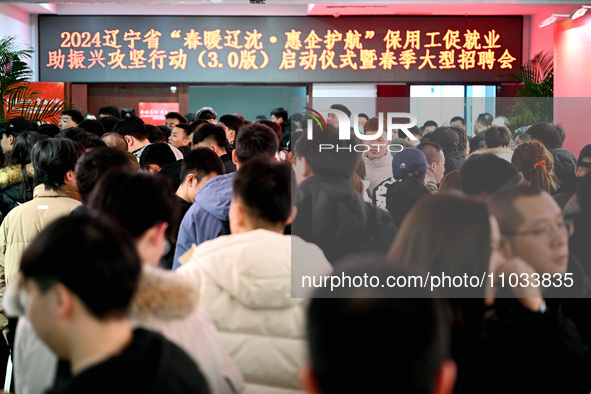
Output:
[0, 138, 83, 339]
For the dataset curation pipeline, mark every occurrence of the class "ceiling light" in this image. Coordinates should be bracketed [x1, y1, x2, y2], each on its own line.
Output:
[570, 5, 591, 20]
[539, 14, 569, 28]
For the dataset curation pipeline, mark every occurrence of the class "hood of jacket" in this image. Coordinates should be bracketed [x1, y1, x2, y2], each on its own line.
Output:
[0, 163, 33, 189]
[130, 265, 199, 322]
[193, 172, 234, 221]
[181, 230, 328, 309]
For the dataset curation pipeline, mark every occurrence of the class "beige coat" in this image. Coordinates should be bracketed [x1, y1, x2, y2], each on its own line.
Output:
[0, 185, 80, 337]
[363, 152, 393, 197]
[178, 229, 332, 394]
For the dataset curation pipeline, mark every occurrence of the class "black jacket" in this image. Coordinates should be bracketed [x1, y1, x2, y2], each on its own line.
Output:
[469, 132, 486, 153]
[443, 150, 467, 176]
[292, 175, 397, 265]
[50, 329, 210, 394]
[0, 163, 34, 218]
[372, 177, 430, 228]
[551, 148, 577, 195]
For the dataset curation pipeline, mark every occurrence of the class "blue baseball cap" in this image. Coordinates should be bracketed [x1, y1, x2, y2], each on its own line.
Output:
[392, 147, 429, 179]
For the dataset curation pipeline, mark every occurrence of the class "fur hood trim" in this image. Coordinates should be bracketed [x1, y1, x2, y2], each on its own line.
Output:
[130, 265, 200, 322]
[0, 163, 34, 189]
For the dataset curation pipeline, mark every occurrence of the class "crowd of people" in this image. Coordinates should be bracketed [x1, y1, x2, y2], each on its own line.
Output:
[0, 103, 589, 393]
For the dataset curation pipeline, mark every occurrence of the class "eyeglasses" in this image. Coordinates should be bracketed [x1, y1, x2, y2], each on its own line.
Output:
[502, 219, 574, 240]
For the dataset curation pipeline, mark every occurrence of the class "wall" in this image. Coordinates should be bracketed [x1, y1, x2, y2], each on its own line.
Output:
[553, 11, 591, 155]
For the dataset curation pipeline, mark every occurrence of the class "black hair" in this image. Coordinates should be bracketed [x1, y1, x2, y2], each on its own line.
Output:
[235, 122, 279, 163]
[294, 123, 360, 178]
[177, 145, 191, 159]
[475, 113, 493, 128]
[307, 257, 450, 394]
[450, 116, 466, 126]
[32, 138, 84, 190]
[88, 171, 179, 241]
[72, 133, 107, 150]
[145, 124, 165, 143]
[180, 147, 225, 183]
[358, 113, 369, 121]
[192, 123, 228, 148]
[423, 120, 438, 128]
[417, 141, 443, 165]
[157, 125, 172, 141]
[527, 122, 566, 149]
[78, 119, 105, 137]
[62, 110, 85, 125]
[97, 116, 119, 134]
[485, 125, 511, 149]
[232, 157, 291, 226]
[98, 105, 121, 119]
[490, 183, 543, 234]
[56, 127, 85, 140]
[165, 112, 187, 124]
[36, 123, 60, 138]
[450, 126, 467, 152]
[270, 107, 289, 122]
[219, 114, 244, 133]
[330, 104, 351, 118]
[112, 116, 148, 141]
[8, 131, 48, 202]
[196, 108, 217, 121]
[20, 214, 141, 319]
[75, 147, 134, 203]
[139, 142, 177, 171]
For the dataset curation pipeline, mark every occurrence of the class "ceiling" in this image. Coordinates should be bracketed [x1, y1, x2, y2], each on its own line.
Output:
[5, 1, 587, 17]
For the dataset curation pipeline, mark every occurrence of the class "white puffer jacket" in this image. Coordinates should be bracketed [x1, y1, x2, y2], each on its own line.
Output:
[177, 229, 332, 394]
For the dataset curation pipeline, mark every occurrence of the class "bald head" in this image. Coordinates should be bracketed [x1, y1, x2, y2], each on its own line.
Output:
[101, 132, 128, 151]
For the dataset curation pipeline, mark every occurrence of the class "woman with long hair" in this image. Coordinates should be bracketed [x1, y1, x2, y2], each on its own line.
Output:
[511, 139, 558, 193]
[0, 131, 47, 217]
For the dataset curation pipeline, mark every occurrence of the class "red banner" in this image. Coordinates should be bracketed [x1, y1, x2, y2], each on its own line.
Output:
[139, 102, 179, 125]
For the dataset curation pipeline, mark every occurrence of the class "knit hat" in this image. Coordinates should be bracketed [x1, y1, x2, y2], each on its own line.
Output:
[577, 144, 591, 167]
[392, 147, 428, 180]
[6, 117, 33, 135]
[461, 153, 523, 195]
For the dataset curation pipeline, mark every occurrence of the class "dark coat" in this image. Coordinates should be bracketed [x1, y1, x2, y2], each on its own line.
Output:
[469, 131, 486, 153]
[551, 148, 577, 195]
[50, 329, 210, 394]
[372, 177, 430, 228]
[0, 163, 34, 218]
[443, 150, 467, 176]
[292, 175, 397, 265]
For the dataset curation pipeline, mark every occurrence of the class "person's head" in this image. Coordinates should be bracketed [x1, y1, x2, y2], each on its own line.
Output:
[196, 107, 217, 124]
[491, 184, 570, 277]
[37, 123, 61, 138]
[101, 132, 128, 151]
[450, 116, 466, 131]
[422, 120, 438, 135]
[88, 171, 179, 266]
[178, 148, 224, 203]
[168, 123, 191, 148]
[72, 133, 107, 151]
[234, 121, 279, 168]
[418, 141, 445, 184]
[75, 147, 134, 204]
[112, 115, 148, 150]
[392, 147, 429, 182]
[78, 119, 104, 137]
[7, 131, 47, 168]
[192, 123, 229, 156]
[438, 170, 462, 192]
[527, 122, 565, 149]
[461, 154, 523, 196]
[514, 125, 531, 147]
[492, 115, 510, 128]
[389, 191, 502, 299]
[327, 104, 351, 126]
[450, 126, 468, 153]
[219, 114, 244, 144]
[293, 123, 359, 183]
[255, 119, 282, 144]
[164, 112, 187, 130]
[304, 257, 456, 394]
[20, 214, 141, 359]
[511, 139, 557, 194]
[409, 125, 423, 145]
[32, 138, 84, 191]
[2, 117, 33, 154]
[364, 117, 391, 160]
[139, 142, 176, 173]
[59, 110, 85, 131]
[422, 127, 459, 154]
[144, 124, 164, 143]
[98, 105, 121, 119]
[484, 125, 511, 149]
[230, 157, 292, 234]
[270, 107, 289, 126]
[577, 171, 591, 213]
[357, 113, 369, 131]
[576, 144, 591, 178]
[474, 113, 493, 134]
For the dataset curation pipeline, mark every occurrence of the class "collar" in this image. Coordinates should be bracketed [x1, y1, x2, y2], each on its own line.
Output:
[33, 184, 81, 201]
